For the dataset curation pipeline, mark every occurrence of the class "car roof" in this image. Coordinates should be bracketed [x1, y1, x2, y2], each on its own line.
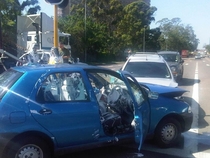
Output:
[127, 53, 165, 63]
[158, 51, 179, 55]
[11, 63, 110, 73]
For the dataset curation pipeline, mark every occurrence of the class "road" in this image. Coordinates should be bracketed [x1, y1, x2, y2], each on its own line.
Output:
[58, 57, 210, 158]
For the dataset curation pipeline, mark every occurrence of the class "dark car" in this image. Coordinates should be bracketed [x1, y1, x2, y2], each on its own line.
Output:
[158, 51, 184, 82]
[0, 63, 192, 158]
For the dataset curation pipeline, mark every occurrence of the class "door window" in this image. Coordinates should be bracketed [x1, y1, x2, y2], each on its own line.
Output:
[37, 72, 87, 102]
[87, 72, 135, 135]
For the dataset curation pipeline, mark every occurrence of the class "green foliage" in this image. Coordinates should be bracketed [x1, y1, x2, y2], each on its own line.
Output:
[204, 45, 210, 53]
[115, 1, 157, 52]
[0, 0, 40, 54]
[157, 18, 199, 52]
[58, 0, 159, 62]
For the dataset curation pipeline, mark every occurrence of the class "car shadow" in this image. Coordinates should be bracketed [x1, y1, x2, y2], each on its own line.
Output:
[182, 96, 209, 129]
[178, 78, 200, 86]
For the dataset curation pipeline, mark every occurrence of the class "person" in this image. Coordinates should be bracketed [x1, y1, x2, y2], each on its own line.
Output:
[27, 44, 40, 65]
[59, 42, 71, 63]
[48, 47, 63, 64]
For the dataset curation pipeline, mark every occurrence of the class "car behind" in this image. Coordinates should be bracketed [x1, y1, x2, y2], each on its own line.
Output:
[121, 53, 178, 87]
[158, 51, 184, 82]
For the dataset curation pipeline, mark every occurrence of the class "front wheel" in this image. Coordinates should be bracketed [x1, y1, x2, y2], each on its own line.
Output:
[154, 118, 181, 148]
[5, 137, 52, 158]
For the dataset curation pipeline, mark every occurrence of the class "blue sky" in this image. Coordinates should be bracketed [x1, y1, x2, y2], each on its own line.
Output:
[150, 0, 210, 49]
[39, 0, 210, 49]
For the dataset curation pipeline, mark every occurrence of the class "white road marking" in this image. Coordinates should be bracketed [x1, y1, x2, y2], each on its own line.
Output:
[190, 62, 210, 157]
[188, 62, 199, 156]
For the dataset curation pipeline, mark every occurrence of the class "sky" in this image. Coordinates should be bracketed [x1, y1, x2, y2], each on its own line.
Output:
[39, 0, 210, 49]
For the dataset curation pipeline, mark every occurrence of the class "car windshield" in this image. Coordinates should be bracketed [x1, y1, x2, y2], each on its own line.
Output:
[160, 54, 178, 62]
[88, 72, 125, 88]
[0, 69, 23, 99]
[124, 62, 171, 79]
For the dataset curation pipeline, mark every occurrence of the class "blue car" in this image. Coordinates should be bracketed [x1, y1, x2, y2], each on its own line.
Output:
[0, 63, 192, 158]
[0, 63, 149, 158]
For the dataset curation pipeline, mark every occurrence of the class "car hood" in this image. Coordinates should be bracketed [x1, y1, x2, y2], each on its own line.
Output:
[135, 77, 178, 88]
[141, 83, 188, 97]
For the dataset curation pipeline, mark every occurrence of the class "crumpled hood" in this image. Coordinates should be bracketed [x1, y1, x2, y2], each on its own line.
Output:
[140, 82, 188, 97]
[135, 77, 178, 88]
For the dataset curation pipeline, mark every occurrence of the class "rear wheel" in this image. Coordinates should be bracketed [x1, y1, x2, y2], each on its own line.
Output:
[154, 118, 181, 148]
[5, 137, 52, 158]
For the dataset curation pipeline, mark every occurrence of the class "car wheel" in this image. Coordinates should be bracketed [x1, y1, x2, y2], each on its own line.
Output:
[5, 137, 52, 158]
[154, 118, 181, 148]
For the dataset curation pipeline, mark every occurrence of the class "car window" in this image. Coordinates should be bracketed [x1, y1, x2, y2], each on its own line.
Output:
[87, 72, 134, 116]
[161, 54, 178, 62]
[124, 75, 145, 105]
[124, 62, 171, 78]
[37, 72, 88, 102]
[0, 69, 23, 99]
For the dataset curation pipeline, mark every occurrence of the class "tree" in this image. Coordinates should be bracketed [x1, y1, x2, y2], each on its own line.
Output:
[21, 0, 41, 15]
[0, 0, 21, 53]
[114, 1, 157, 52]
[157, 18, 199, 52]
[0, 0, 40, 55]
[58, 0, 159, 62]
[204, 44, 210, 53]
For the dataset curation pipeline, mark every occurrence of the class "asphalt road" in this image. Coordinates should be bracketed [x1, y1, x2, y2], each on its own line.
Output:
[57, 144, 186, 158]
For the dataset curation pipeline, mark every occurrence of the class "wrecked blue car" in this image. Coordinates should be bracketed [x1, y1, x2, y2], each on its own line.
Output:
[0, 64, 149, 158]
[0, 63, 192, 158]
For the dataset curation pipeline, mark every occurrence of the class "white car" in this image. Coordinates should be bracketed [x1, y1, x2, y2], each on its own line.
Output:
[121, 53, 178, 87]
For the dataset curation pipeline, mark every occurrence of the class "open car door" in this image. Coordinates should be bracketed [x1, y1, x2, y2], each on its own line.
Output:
[120, 71, 150, 151]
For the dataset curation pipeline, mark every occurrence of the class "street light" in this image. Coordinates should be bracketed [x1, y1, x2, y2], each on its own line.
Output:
[45, 0, 69, 57]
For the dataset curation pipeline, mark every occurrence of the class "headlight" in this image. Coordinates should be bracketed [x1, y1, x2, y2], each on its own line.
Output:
[170, 66, 178, 76]
[174, 96, 183, 100]
[188, 105, 192, 113]
[170, 66, 177, 72]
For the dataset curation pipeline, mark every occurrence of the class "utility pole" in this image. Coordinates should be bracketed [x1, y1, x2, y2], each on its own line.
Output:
[143, 26, 146, 52]
[45, 0, 69, 57]
[53, 5, 59, 56]
[84, 0, 87, 62]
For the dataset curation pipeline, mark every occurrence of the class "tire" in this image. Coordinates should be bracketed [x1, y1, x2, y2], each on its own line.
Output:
[154, 118, 181, 148]
[5, 137, 52, 158]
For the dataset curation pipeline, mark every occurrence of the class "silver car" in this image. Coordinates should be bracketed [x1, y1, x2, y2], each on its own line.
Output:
[158, 51, 184, 82]
[121, 53, 178, 87]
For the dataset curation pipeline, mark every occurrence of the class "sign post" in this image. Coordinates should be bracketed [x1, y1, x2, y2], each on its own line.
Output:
[45, 0, 69, 57]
